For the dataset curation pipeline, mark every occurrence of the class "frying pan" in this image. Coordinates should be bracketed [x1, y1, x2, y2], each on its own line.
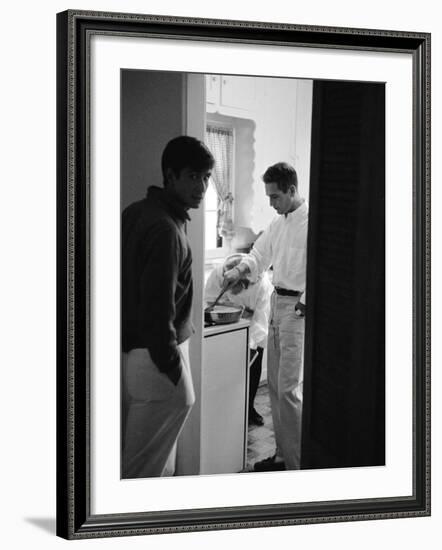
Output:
[204, 304, 244, 325]
[204, 281, 244, 324]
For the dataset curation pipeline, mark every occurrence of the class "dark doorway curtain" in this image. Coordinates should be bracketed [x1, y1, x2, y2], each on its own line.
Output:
[302, 81, 385, 469]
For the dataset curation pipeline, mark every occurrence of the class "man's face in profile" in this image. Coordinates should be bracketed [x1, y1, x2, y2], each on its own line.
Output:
[265, 182, 295, 215]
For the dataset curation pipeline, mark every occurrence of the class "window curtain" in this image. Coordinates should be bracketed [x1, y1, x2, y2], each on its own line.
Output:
[205, 124, 235, 240]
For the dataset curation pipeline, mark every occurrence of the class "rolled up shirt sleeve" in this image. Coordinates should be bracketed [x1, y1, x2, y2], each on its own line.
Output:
[241, 226, 273, 282]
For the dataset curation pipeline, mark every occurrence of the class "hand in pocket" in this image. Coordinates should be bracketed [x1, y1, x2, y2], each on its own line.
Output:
[125, 348, 176, 402]
[294, 302, 306, 317]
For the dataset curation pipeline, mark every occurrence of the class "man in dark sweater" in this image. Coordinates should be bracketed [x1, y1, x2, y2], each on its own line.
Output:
[122, 136, 214, 478]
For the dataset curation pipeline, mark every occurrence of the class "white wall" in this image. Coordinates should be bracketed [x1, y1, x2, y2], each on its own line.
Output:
[206, 75, 313, 244]
[252, 77, 312, 232]
[2, 1, 439, 550]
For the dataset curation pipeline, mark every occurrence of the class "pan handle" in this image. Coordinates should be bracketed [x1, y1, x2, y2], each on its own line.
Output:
[205, 280, 236, 312]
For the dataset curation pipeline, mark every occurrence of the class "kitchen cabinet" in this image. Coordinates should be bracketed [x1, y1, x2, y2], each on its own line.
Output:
[201, 319, 250, 474]
[206, 74, 256, 115]
[206, 74, 221, 106]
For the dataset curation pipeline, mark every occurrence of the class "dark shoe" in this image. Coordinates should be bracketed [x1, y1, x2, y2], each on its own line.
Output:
[253, 455, 285, 472]
[249, 409, 264, 426]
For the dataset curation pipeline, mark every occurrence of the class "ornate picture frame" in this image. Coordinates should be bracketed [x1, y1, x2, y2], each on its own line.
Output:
[56, 9, 430, 539]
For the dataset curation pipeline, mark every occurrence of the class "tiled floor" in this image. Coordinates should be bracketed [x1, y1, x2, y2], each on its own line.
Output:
[246, 382, 275, 471]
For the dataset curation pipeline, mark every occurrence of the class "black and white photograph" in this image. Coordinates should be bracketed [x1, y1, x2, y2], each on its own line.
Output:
[120, 69, 386, 479]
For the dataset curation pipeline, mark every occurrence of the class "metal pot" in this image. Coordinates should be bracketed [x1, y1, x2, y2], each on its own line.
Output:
[204, 304, 244, 325]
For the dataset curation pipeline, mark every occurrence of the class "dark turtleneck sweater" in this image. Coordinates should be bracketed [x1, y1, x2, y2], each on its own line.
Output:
[121, 186, 194, 383]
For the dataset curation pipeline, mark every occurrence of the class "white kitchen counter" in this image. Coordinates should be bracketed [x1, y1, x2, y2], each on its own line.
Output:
[203, 317, 251, 337]
[200, 318, 250, 474]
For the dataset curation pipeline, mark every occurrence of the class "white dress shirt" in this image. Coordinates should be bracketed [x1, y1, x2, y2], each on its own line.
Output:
[204, 266, 273, 349]
[241, 201, 308, 303]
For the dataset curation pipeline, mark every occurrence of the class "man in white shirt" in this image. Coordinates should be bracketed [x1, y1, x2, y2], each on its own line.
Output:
[223, 162, 308, 470]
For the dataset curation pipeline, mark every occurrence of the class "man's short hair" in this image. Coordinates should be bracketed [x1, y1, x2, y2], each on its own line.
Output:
[161, 136, 215, 186]
[262, 162, 298, 193]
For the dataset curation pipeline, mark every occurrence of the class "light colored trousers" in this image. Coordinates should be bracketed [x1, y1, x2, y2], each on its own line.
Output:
[267, 293, 305, 470]
[122, 340, 195, 478]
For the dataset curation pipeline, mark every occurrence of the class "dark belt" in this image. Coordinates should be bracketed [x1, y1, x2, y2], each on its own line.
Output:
[274, 287, 301, 297]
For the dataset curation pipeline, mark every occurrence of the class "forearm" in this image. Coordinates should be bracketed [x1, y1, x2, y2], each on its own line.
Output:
[241, 233, 272, 281]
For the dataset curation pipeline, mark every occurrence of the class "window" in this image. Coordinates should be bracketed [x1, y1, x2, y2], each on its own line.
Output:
[204, 177, 221, 250]
[204, 123, 235, 257]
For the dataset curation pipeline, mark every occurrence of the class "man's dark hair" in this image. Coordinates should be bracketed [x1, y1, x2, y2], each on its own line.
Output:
[161, 135, 215, 186]
[262, 162, 298, 193]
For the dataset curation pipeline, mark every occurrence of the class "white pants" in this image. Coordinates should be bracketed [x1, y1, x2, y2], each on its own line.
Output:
[267, 293, 305, 470]
[122, 340, 195, 478]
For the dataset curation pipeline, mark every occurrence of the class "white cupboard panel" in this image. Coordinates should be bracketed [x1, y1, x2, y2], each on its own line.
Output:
[201, 327, 249, 474]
